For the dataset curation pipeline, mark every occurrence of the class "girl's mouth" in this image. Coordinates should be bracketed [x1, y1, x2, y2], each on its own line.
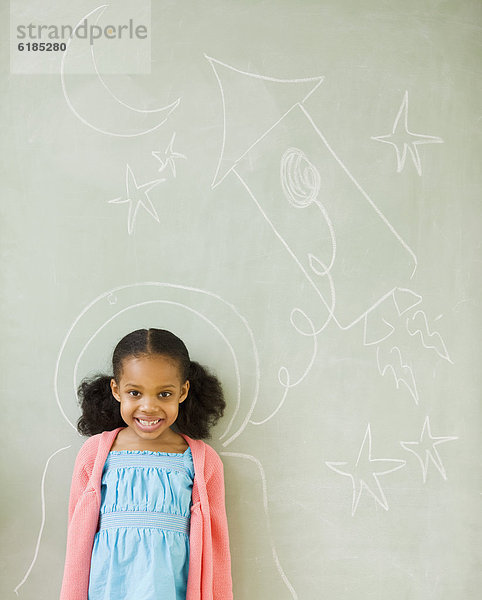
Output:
[134, 418, 164, 432]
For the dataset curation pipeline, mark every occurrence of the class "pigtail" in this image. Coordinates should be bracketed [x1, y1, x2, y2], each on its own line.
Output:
[174, 360, 226, 440]
[76, 373, 125, 436]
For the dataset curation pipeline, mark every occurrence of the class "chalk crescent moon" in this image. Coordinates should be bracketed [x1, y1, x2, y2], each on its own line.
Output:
[60, 5, 180, 137]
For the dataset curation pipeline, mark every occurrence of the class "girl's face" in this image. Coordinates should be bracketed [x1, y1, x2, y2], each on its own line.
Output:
[110, 353, 189, 443]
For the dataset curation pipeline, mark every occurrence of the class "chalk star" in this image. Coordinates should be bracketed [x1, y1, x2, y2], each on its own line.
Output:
[326, 424, 406, 515]
[371, 90, 443, 176]
[400, 416, 458, 483]
[152, 131, 187, 178]
[108, 165, 165, 235]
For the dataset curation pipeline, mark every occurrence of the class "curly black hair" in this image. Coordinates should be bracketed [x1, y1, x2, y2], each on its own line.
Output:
[76, 328, 226, 440]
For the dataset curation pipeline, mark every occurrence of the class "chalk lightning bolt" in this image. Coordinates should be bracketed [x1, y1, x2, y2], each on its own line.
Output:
[406, 310, 453, 364]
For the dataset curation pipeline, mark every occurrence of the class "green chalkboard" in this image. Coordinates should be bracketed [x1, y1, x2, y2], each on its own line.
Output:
[2, 1, 480, 598]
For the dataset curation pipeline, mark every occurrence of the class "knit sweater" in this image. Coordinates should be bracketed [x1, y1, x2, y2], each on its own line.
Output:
[60, 427, 233, 600]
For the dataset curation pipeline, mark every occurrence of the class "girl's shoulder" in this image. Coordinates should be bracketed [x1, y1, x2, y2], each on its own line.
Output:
[75, 428, 120, 466]
[203, 440, 222, 463]
[188, 437, 224, 474]
[183, 434, 218, 456]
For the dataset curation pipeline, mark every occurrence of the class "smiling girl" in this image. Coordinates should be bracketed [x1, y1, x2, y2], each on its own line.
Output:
[60, 328, 232, 600]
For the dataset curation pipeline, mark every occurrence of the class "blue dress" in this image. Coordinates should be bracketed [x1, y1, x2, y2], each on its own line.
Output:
[88, 448, 194, 600]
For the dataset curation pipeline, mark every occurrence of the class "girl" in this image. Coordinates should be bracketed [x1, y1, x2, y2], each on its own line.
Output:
[60, 328, 233, 600]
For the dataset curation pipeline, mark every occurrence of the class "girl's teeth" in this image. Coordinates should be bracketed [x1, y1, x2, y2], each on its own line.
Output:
[138, 419, 160, 426]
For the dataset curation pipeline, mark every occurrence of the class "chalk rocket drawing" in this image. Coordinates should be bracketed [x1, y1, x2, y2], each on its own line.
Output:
[371, 90, 444, 176]
[152, 132, 187, 177]
[108, 165, 165, 234]
[203, 55, 452, 418]
[400, 416, 458, 483]
[206, 54, 417, 333]
[60, 5, 180, 137]
[326, 424, 406, 516]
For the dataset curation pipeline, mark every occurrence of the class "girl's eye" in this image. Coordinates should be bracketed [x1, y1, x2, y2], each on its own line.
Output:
[159, 392, 171, 398]
[128, 390, 140, 397]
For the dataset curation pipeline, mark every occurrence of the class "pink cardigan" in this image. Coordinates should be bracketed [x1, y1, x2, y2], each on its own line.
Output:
[60, 427, 232, 600]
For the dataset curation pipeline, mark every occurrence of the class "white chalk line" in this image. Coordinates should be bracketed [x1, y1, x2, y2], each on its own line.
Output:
[363, 311, 395, 346]
[371, 90, 444, 176]
[234, 159, 413, 334]
[250, 307, 319, 426]
[221, 452, 298, 599]
[393, 287, 422, 316]
[235, 167, 340, 425]
[152, 131, 187, 178]
[298, 103, 418, 280]
[207, 56, 418, 337]
[326, 424, 406, 516]
[54, 283, 260, 447]
[60, 5, 180, 137]
[406, 310, 453, 364]
[400, 416, 458, 483]
[376, 345, 419, 405]
[233, 168, 337, 332]
[252, 142, 337, 424]
[279, 146, 337, 275]
[72, 299, 244, 442]
[14, 445, 72, 596]
[108, 164, 165, 235]
[205, 54, 324, 188]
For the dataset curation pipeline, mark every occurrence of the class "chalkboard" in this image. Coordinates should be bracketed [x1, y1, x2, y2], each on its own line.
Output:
[2, 1, 480, 598]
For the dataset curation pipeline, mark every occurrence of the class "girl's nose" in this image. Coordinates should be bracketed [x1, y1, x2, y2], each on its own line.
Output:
[140, 396, 161, 411]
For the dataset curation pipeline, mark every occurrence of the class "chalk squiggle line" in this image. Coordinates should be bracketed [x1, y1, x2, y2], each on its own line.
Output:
[376, 345, 419, 405]
[250, 307, 320, 425]
[14, 445, 72, 596]
[406, 310, 453, 364]
[237, 156, 337, 425]
[221, 452, 298, 599]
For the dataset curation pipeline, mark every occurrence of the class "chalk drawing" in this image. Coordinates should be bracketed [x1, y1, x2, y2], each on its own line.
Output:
[363, 288, 452, 404]
[250, 306, 321, 426]
[393, 287, 422, 316]
[400, 416, 458, 483]
[53, 282, 260, 447]
[206, 54, 417, 331]
[363, 288, 422, 346]
[204, 55, 435, 434]
[280, 146, 337, 276]
[60, 5, 180, 137]
[406, 310, 453, 363]
[221, 452, 298, 600]
[376, 345, 419, 405]
[363, 309, 395, 346]
[14, 445, 71, 595]
[108, 164, 165, 235]
[371, 90, 444, 176]
[205, 54, 324, 189]
[152, 132, 187, 177]
[326, 424, 406, 515]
